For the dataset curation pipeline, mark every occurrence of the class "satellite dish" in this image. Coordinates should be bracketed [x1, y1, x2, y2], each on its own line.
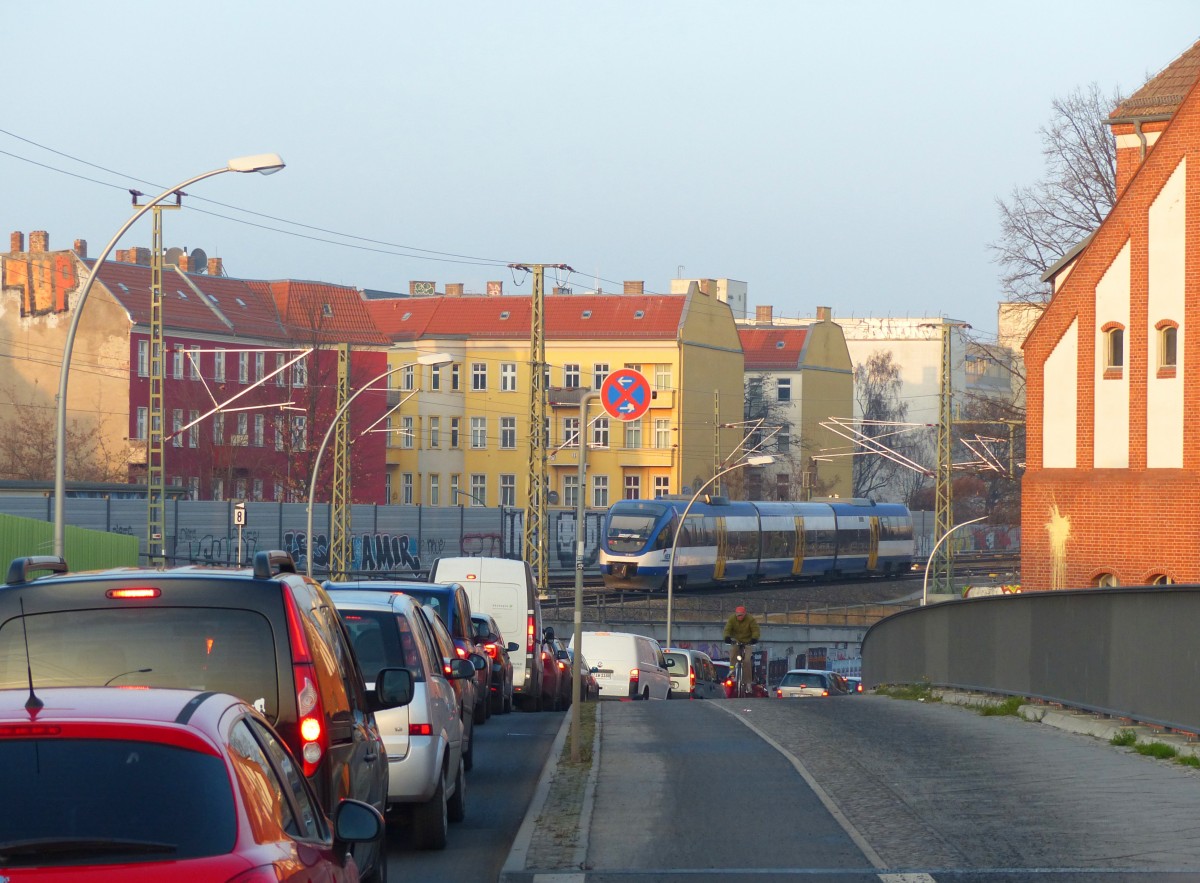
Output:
[191, 248, 209, 272]
[164, 247, 183, 267]
[547, 491, 560, 505]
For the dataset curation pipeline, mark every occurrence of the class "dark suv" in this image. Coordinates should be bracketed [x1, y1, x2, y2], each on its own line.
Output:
[0, 551, 400, 883]
[325, 580, 490, 727]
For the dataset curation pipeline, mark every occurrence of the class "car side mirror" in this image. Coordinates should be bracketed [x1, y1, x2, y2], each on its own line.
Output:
[664, 658, 676, 668]
[332, 798, 384, 845]
[470, 653, 488, 672]
[373, 668, 415, 710]
[447, 657, 476, 680]
[507, 641, 520, 653]
[555, 649, 570, 661]
[543, 626, 555, 642]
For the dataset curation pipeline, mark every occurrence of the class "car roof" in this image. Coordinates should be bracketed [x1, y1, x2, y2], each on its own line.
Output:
[0, 686, 237, 732]
[327, 588, 421, 613]
[324, 579, 462, 593]
[786, 669, 834, 676]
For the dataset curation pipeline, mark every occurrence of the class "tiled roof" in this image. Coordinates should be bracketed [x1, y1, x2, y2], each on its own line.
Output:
[366, 293, 688, 342]
[1110, 39, 1200, 119]
[90, 260, 289, 340]
[738, 327, 809, 370]
[246, 280, 390, 346]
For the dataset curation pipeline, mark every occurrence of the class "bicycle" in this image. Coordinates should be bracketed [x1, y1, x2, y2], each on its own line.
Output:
[725, 639, 758, 699]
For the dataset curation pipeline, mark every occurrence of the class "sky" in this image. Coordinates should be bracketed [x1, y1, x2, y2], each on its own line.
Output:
[3, 2, 1197, 339]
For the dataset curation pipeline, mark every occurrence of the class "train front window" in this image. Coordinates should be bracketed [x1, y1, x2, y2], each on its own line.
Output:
[607, 513, 661, 553]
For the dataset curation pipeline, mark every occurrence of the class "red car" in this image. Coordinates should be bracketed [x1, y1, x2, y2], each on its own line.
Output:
[0, 684, 410, 881]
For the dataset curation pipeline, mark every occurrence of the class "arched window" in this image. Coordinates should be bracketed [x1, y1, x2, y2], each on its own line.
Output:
[1156, 320, 1179, 376]
[1149, 573, 1173, 586]
[1094, 572, 1120, 588]
[1101, 324, 1124, 371]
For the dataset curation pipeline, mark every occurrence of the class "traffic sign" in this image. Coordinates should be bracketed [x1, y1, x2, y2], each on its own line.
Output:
[600, 369, 652, 421]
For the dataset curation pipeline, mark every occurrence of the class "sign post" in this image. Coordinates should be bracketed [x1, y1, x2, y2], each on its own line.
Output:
[233, 501, 247, 566]
[599, 368, 652, 422]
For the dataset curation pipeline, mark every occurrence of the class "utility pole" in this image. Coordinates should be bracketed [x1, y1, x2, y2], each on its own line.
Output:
[329, 343, 352, 580]
[923, 320, 970, 595]
[145, 197, 180, 568]
[510, 263, 573, 595]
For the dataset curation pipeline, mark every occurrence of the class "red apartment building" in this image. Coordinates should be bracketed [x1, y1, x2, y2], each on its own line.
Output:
[1022, 41, 1200, 590]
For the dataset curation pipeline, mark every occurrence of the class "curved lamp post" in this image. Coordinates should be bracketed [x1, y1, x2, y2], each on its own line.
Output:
[305, 352, 452, 577]
[665, 454, 773, 648]
[921, 515, 987, 606]
[53, 154, 286, 557]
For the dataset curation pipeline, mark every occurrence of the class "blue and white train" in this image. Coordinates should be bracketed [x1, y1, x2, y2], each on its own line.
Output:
[598, 496, 914, 592]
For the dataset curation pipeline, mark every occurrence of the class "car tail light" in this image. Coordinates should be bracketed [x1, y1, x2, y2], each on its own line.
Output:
[822, 690, 829, 697]
[409, 723, 432, 736]
[106, 587, 161, 600]
[629, 668, 639, 683]
[856, 683, 864, 693]
[483, 643, 498, 659]
[776, 689, 783, 698]
[0, 724, 62, 737]
[689, 669, 696, 688]
[527, 615, 535, 655]
[282, 588, 327, 779]
[455, 644, 468, 659]
[541, 650, 550, 662]
[558, 660, 567, 671]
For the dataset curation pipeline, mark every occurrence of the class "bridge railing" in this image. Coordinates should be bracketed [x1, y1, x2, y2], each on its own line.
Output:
[862, 585, 1200, 735]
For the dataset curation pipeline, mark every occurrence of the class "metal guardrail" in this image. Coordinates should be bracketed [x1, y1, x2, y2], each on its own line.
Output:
[862, 585, 1200, 735]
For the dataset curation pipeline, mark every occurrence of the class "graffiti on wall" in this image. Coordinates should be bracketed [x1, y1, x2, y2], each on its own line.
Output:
[3, 253, 78, 316]
[176, 527, 262, 564]
[283, 530, 423, 574]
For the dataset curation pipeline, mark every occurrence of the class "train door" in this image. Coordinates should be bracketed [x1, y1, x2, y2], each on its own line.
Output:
[868, 516, 879, 570]
[791, 515, 805, 576]
[714, 517, 728, 580]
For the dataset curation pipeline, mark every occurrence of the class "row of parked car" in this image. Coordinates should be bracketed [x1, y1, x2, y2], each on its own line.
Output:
[0, 550, 595, 879]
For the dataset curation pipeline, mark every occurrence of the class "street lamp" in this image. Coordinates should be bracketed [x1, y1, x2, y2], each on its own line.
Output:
[53, 154, 286, 558]
[305, 352, 453, 577]
[665, 454, 773, 647]
[922, 515, 987, 606]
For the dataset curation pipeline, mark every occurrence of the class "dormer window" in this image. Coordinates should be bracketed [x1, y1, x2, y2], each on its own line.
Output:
[321, 303, 333, 318]
[500, 311, 510, 320]
[776, 340, 786, 349]
[634, 310, 645, 319]
[235, 297, 246, 307]
[581, 310, 592, 319]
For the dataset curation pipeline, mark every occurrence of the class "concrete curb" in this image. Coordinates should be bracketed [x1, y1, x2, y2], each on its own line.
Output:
[499, 705, 601, 882]
[936, 689, 1200, 760]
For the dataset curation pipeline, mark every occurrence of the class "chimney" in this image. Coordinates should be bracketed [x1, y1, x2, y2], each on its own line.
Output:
[178, 254, 191, 273]
[73, 239, 87, 259]
[816, 305, 832, 322]
[486, 281, 503, 297]
[409, 281, 435, 295]
[445, 282, 464, 297]
[10, 232, 24, 252]
[755, 305, 773, 324]
[623, 280, 644, 295]
[29, 231, 49, 253]
[128, 247, 150, 265]
[698, 279, 715, 297]
[207, 257, 223, 277]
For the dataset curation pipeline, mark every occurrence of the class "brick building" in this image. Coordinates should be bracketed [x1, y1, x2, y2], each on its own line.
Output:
[1022, 41, 1200, 590]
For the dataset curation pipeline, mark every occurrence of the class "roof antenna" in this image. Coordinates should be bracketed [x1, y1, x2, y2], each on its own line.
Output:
[20, 597, 43, 713]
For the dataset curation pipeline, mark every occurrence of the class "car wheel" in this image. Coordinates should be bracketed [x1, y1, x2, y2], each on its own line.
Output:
[666, 688, 673, 700]
[489, 686, 504, 716]
[473, 697, 487, 726]
[412, 768, 449, 850]
[356, 838, 388, 883]
[447, 755, 467, 823]
[503, 683, 514, 714]
[643, 686, 650, 701]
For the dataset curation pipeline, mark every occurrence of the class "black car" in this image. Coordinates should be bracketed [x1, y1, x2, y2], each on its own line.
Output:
[0, 551, 401, 883]
[471, 611, 519, 714]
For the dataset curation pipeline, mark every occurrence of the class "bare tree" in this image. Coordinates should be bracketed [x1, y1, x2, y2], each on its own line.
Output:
[991, 83, 1123, 304]
[0, 391, 125, 482]
[852, 351, 914, 501]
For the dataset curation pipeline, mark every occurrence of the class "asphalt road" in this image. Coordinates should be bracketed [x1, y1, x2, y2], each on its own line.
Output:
[580, 697, 1200, 882]
[381, 706, 565, 882]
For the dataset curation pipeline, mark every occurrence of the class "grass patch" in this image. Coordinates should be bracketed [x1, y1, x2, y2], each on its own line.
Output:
[1110, 729, 1137, 747]
[1175, 754, 1200, 768]
[1134, 741, 1178, 760]
[979, 696, 1024, 717]
[562, 700, 597, 766]
[876, 680, 939, 702]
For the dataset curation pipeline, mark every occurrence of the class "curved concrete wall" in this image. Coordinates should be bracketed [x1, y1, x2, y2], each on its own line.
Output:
[862, 586, 1200, 733]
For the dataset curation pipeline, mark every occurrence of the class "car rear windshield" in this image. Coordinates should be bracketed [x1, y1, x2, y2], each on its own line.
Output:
[341, 609, 427, 682]
[0, 737, 235, 864]
[390, 589, 447, 622]
[664, 652, 688, 672]
[0, 608, 279, 720]
[780, 672, 828, 688]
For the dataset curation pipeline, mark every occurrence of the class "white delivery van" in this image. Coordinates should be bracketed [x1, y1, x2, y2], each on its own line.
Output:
[429, 556, 545, 712]
[579, 631, 672, 700]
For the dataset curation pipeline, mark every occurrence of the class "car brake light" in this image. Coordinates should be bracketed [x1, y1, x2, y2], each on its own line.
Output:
[483, 643, 498, 659]
[822, 690, 829, 697]
[776, 689, 783, 698]
[527, 615, 535, 655]
[409, 723, 432, 736]
[541, 651, 550, 662]
[629, 668, 639, 683]
[106, 587, 160, 600]
[455, 645, 468, 659]
[282, 589, 326, 778]
[558, 660, 567, 671]
[689, 670, 695, 687]
[0, 724, 62, 737]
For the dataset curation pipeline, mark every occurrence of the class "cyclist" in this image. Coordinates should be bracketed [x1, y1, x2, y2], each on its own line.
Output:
[723, 605, 760, 695]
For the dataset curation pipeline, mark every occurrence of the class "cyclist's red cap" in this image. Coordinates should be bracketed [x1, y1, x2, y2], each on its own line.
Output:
[735, 606, 746, 614]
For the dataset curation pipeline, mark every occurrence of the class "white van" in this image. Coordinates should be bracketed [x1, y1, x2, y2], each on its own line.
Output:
[429, 556, 545, 712]
[580, 631, 672, 700]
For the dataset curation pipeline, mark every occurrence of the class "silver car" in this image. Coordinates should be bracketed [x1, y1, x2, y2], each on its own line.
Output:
[774, 669, 840, 699]
[331, 590, 474, 850]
